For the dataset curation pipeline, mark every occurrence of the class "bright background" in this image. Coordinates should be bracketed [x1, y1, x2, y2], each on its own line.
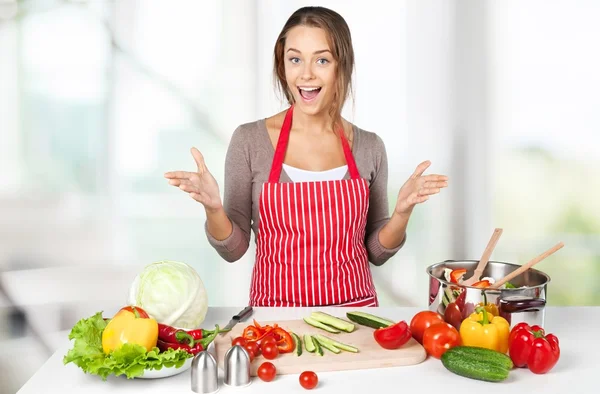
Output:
[1, 0, 598, 392]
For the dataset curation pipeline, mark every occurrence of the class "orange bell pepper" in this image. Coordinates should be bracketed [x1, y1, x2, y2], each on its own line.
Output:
[101, 306, 158, 354]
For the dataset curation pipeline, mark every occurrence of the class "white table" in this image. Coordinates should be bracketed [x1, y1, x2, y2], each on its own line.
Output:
[17, 306, 597, 393]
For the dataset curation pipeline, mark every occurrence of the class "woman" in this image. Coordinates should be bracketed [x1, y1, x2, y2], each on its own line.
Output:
[165, 6, 448, 307]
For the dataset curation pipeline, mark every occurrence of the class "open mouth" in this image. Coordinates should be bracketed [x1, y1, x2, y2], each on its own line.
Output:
[298, 86, 322, 102]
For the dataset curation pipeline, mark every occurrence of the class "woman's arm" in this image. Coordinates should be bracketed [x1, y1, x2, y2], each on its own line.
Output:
[364, 135, 407, 266]
[204, 126, 254, 262]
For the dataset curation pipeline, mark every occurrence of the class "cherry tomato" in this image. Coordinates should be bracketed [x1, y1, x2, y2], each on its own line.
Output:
[257, 362, 277, 382]
[261, 342, 279, 360]
[231, 336, 248, 347]
[299, 371, 318, 390]
[261, 336, 277, 347]
[422, 322, 461, 359]
[245, 341, 260, 358]
[118, 306, 149, 318]
[410, 311, 445, 344]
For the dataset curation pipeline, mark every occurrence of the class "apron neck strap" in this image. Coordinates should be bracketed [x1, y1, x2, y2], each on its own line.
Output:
[268, 105, 360, 183]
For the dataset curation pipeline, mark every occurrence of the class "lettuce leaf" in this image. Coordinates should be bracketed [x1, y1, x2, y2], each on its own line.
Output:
[63, 311, 191, 380]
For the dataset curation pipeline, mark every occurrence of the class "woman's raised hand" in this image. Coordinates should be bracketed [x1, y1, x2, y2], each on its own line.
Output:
[164, 147, 223, 212]
[394, 160, 448, 216]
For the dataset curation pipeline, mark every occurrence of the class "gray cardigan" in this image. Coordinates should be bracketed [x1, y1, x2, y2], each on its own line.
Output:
[204, 118, 406, 265]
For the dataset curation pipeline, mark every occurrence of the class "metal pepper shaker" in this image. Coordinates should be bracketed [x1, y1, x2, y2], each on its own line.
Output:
[223, 345, 252, 388]
[191, 350, 219, 394]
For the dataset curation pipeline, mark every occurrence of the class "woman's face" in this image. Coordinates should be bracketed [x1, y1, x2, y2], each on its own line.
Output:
[284, 26, 337, 118]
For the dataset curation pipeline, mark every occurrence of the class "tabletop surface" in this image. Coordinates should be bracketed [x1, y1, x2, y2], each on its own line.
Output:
[17, 306, 598, 394]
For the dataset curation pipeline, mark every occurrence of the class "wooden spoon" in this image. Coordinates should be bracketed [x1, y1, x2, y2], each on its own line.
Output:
[490, 242, 565, 289]
[462, 228, 503, 286]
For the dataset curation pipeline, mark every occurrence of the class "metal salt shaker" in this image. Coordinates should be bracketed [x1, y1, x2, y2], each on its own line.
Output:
[191, 350, 219, 394]
[223, 345, 252, 388]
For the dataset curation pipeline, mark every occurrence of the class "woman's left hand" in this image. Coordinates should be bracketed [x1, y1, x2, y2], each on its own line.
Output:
[394, 160, 448, 216]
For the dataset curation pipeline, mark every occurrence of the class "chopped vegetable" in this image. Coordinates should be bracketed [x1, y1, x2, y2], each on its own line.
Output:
[373, 320, 412, 350]
[241, 320, 295, 354]
[450, 269, 467, 284]
[309, 312, 355, 333]
[508, 323, 560, 374]
[63, 312, 191, 380]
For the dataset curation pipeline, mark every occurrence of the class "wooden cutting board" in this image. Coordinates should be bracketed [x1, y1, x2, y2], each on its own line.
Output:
[214, 318, 427, 375]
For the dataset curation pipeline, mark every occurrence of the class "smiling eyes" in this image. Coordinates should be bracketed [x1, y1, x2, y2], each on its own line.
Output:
[289, 57, 330, 65]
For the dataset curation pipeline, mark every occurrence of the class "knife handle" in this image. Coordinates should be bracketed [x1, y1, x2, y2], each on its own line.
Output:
[233, 306, 253, 321]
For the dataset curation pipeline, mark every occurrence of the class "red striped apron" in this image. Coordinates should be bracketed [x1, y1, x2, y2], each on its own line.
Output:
[249, 105, 378, 307]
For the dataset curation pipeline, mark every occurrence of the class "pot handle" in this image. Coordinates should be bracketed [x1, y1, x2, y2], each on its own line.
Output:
[500, 298, 546, 313]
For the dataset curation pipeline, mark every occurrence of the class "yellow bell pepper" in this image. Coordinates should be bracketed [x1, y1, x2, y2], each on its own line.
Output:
[459, 306, 510, 353]
[475, 302, 499, 317]
[102, 307, 159, 354]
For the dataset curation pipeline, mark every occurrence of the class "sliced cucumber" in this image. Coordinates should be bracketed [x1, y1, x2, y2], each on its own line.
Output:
[310, 311, 355, 333]
[346, 311, 395, 329]
[304, 334, 316, 353]
[313, 336, 341, 354]
[291, 332, 302, 356]
[313, 334, 359, 353]
[312, 335, 324, 356]
[303, 316, 341, 333]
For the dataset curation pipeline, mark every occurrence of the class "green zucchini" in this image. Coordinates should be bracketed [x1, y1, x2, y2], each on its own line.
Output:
[441, 346, 513, 382]
[313, 334, 359, 353]
[313, 336, 341, 354]
[304, 334, 316, 353]
[291, 332, 302, 356]
[312, 335, 324, 356]
[310, 312, 355, 333]
[303, 316, 341, 333]
[346, 311, 395, 329]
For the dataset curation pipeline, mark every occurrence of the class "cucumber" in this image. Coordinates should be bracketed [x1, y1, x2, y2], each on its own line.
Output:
[310, 312, 355, 333]
[444, 346, 514, 370]
[312, 335, 324, 356]
[346, 311, 395, 329]
[313, 336, 341, 354]
[441, 346, 513, 382]
[291, 332, 302, 356]
[313, 334, 359, 353]
[303, 316, 341, 333]
[304, 334, 316, 353]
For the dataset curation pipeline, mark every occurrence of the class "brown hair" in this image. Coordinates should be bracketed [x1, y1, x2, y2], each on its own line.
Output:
[273, 6, 355, 131]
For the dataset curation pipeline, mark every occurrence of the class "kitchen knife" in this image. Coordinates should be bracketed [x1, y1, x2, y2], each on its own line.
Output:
[220, 306, 254, 334]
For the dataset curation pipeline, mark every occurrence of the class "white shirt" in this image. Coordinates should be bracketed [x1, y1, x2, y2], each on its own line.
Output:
[282, 164, 348, 182]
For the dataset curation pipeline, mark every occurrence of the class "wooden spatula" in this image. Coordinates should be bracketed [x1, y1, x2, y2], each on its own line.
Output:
[462, 228, 503, 286]
[490, 242, 564, 289]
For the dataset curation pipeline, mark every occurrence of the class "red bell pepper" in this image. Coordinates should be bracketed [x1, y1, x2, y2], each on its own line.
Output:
[373, 320, 412, 350]
[508, 322, 560, 374]
[450, 269, 467, 284]
[471, 279, 491, 288]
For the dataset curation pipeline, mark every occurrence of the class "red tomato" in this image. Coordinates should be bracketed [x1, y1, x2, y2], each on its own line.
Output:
[262, 342, 279, 360]
[245, 341, 261, 358]
[299, 371, 318, 390]
[119, 306, 149, 318]
[257, 362, 277, 382]
[231, 336, 248, 347]
[261, 336, 277, 347]
[422, 322, 461, 359]
[410, 311, 445, 344]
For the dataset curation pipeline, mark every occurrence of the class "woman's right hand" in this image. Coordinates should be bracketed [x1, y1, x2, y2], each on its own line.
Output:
[164, 147, 223, 212]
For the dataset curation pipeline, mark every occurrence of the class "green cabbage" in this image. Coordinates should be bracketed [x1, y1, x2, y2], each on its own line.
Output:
[127, 260, 208, 328]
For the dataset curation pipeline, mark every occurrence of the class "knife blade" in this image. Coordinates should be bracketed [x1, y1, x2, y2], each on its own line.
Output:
[220, 306, 254, 334]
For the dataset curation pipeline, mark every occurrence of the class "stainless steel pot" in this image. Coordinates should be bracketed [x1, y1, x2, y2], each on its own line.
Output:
[426, 260, 551, 330]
